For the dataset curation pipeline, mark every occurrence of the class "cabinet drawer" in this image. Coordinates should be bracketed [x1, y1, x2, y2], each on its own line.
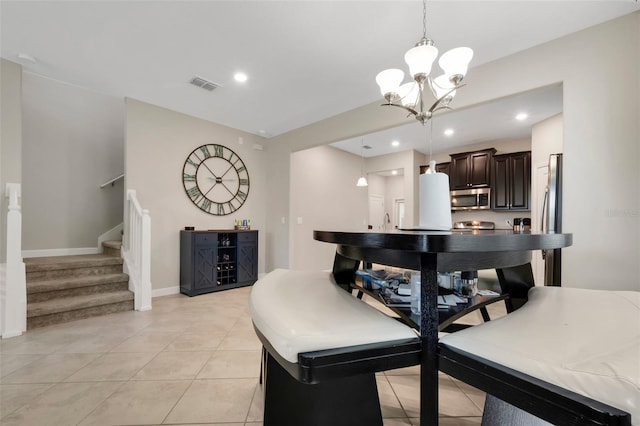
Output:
[195, 233, 217, 245]
[238, 231, 257, 243]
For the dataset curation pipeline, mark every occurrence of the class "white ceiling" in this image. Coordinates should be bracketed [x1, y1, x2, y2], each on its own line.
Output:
[1, 1, 637, 140]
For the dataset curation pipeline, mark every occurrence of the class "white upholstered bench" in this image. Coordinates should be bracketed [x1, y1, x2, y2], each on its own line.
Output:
[249, 268, 420, 426]
[439, 286, 639, 425]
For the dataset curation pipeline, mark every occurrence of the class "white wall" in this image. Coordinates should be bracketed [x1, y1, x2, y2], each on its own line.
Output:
[268, 12, 640, 291]
[21, 73, 125, 252]
[367, 150, 421, 227]
[289, 145, 367, 270]
[384, 174, 404, 229]
[0, 59, 22, 263]
[530, 113, 564, 284]
[125, 99, 268, 291]
[264, 141, 290, 271]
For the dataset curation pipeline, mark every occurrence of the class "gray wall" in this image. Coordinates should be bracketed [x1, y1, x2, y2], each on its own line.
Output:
[289, 145, 368, 270]
[125, 98, 268, 292]
[0, 59, 23, 263]
[21, 73, 124, 251]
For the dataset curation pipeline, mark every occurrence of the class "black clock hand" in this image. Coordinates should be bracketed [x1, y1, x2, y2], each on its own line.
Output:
[200, 161, 219, 180]
[207, 177, 236, 182]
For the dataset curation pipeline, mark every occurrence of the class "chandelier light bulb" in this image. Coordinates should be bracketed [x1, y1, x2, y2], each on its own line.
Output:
[438, 47, 474, 82]
[356, 176, 369, 187]
[404, 43, 438, 79]
[376, 69, 405, 99]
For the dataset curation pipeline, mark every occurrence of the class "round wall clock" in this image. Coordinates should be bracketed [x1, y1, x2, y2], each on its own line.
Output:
[182, 143, 250, 215]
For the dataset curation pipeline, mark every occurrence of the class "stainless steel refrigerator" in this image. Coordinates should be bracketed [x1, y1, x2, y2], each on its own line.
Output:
[541, 153, 563, 286]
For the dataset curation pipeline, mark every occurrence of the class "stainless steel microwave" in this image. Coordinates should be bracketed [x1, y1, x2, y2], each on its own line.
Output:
[450, 188, 491, 211]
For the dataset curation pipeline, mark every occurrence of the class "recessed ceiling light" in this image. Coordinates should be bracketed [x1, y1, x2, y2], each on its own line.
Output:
[234, 72, 248, 83]
[515, 113, 529, 121]
[444, 128, 454, 136]
[391, 140, 400, 147]
[391, 170, 398, 175]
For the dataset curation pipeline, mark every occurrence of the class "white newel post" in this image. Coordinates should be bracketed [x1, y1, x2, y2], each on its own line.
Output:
[124, 190, 152, 312]
[3, 183, 26, 338]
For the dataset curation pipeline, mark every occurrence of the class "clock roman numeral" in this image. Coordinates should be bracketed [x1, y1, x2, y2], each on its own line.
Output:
[200, 198, 211, 212]
[214, 145, 224, 157]
[186, 157, 199, 168]
[183, 173, 196, 182]
[237, 166, 246, 173]
[187, 186, 202, 201]
[217, 204, 224, 215]
[226, 201, 236, 213]
[200, 145, 211, 158]
[239, 178, 249, 186]
[237, 190, 247, 201]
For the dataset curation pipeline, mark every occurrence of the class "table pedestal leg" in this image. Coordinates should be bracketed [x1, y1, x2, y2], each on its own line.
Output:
[420, 253, 439, 425]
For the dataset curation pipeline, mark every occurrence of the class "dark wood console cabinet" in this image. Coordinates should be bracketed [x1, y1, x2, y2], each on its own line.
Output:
[491, 151, 531, 211]
[180, 229, 258, 296]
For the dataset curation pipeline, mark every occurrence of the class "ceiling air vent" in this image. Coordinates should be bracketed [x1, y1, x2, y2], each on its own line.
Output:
[189, 76, 220, 91]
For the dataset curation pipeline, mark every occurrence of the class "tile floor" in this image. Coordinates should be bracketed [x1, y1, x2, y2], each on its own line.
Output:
[0, 286, 506, 425]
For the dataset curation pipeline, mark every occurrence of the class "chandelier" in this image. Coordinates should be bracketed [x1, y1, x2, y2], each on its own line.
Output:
[375, 0, 473, 124]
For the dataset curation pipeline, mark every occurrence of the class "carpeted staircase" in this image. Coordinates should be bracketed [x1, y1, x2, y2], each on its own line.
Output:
[24, 241, 134, 329]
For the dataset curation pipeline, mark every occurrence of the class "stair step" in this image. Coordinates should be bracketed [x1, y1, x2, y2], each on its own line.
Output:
[25, 254, 123, 280]
[25, 254, 123, 271]
[28, 273, 129, 293]
[25, 253, 134, 330]
[27, 291, 135, 329]
[27, 273, 130, 303]
[102, 240, 122, 257]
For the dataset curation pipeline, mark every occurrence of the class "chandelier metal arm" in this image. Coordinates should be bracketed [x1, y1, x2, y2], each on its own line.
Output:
[428, 84, 465, 114]
[380, 102, 420, 118]
[380, 83, 464, 124]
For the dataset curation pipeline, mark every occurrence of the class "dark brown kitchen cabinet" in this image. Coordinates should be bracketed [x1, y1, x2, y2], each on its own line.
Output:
[180, 229, 258, 296]
[436, 162, 450, 175]
[419, 162, 450, 175]
[491, 151, 531, 211]
[449, 148, 496, 190]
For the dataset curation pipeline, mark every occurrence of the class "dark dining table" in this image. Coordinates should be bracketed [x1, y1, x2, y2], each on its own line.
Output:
[313, 229, 573, 425]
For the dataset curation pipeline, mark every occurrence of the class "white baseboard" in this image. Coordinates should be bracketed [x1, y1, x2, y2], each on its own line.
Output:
[22, 247, 100, 258]
[152, 286, 180, 298]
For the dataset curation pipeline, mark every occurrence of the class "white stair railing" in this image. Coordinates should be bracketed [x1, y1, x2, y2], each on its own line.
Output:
[122, 189, 152, 311]
[2, 183, 26, 338]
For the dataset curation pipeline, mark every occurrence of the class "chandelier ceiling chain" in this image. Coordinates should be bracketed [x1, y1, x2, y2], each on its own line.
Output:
[375, 0, 473, 125]
[422, 0, 427, 40]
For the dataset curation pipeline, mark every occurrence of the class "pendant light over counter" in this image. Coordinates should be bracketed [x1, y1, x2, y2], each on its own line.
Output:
[356, 138, 368, 187]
